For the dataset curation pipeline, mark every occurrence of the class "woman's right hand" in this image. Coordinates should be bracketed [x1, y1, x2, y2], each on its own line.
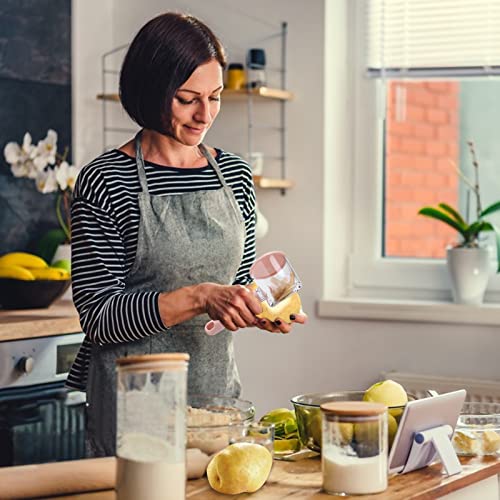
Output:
[200, 283, 263, 331]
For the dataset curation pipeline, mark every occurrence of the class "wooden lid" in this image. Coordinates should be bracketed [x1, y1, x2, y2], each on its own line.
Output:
[116, 353, 190, 367]
[320, 401, 387, 416]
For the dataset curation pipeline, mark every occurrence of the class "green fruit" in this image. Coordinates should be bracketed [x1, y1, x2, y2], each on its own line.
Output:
[274, 438, 300, 454]
[310, 411, 322, 448]
[337, 422, 354, 444]
[388, 413, 398, 448]
[260, 408, 297, 439]
[52, 259, 71, 275]
[363, 380, 408, 408]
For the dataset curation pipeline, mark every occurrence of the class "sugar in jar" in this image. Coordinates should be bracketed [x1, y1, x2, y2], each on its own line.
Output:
[320, 401, 388, 495]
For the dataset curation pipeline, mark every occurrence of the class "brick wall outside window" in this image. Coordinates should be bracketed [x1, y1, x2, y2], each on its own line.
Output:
[385, 81, 460, 258]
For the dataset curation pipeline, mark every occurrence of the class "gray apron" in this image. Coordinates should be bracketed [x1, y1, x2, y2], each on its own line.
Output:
[85, 131, 246, 456]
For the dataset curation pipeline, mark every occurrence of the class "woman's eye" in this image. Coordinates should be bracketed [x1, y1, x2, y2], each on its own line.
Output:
[210, 96, 221, 102]
[176, 96, 195, 105]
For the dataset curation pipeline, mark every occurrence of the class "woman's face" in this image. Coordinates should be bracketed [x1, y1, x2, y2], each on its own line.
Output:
[171, 59, 223, 146]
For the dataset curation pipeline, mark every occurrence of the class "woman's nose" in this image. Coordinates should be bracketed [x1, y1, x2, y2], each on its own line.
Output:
[194, 101, 212, 123]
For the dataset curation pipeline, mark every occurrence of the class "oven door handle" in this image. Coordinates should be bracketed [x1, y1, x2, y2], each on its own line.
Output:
[0, 381, 67, 404]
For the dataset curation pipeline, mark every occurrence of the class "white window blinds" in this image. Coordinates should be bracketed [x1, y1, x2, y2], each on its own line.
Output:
[366, 0, 500, 77]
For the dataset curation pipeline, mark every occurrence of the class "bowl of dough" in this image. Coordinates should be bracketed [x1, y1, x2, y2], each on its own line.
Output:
[453, 402, 500, 456]
[186, 395, 255, 479]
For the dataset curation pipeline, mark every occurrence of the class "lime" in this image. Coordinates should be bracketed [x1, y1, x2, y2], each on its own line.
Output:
[52, 259, 71, 275]
[274, 438, 300, 453]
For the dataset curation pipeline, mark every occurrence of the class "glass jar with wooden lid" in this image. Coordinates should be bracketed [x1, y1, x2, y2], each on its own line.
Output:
[116, 353, 190, 500]
[320, 401, 388, 496]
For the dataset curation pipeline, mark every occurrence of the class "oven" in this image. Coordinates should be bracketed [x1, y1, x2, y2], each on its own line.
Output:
[0, 332, 86, 466]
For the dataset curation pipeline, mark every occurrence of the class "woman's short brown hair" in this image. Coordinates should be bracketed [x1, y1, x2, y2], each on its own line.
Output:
[119, 12, 227, 134]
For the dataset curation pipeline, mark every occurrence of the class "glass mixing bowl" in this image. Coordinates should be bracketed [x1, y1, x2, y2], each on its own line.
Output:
[453, 402, 500, 456]
[291, 390, 412, 453]
[186, 395, 256, 479]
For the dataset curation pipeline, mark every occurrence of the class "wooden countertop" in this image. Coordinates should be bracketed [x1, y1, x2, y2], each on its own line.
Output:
[2, 455, 500, 500]
[0, 299, 81, 341]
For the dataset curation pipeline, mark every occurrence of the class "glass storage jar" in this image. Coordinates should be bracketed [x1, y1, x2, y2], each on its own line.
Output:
[115, 353, 189, 500]
[320, 401, 388, 496]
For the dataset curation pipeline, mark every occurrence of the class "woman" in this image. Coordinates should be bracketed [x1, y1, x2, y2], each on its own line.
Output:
[67, 12, 306, 456]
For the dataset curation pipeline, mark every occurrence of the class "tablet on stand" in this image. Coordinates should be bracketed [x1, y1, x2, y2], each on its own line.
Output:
[388, 390, 467, 476]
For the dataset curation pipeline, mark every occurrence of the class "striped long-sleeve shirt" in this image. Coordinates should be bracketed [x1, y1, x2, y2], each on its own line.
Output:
[66, 148, 256, 390]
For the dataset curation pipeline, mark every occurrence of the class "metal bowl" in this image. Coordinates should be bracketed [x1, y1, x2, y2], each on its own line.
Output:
[291, 390, 411, 453]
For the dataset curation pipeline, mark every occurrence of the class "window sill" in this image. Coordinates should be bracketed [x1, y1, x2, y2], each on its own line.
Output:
[317, 298, 500, 326]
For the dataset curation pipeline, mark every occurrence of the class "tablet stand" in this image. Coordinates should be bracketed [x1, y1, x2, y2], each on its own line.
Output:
[402, 424, 462, 476]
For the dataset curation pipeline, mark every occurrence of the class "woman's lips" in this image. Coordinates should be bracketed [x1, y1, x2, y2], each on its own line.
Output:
[184, 125, 205, 135]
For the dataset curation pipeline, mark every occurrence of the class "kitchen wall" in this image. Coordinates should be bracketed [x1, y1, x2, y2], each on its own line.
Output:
[73, 0, 500, 416]
[0, 0, 71, 254]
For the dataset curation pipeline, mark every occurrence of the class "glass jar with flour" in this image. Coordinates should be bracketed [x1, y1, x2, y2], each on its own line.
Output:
[116, 353, 190, 500]
[320, 401, 388, 496]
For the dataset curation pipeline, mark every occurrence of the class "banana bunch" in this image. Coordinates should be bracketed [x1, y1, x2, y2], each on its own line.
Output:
[0, 252, 70, 281]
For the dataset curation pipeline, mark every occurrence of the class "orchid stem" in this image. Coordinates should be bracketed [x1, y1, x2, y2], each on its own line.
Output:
[56, 193, 71, 242]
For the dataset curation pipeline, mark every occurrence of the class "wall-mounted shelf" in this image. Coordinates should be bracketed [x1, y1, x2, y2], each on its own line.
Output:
[223, 87, 294, 101]
[253, 176, 294, 189]
[97, 86, 294, 103]
[97, 23, 294, 194]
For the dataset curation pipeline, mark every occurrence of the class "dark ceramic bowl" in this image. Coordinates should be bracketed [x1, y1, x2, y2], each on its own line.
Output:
[0, 278, 71, 309]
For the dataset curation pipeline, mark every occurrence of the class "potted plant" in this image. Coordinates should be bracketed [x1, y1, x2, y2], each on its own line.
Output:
[418, 141, 500, 305]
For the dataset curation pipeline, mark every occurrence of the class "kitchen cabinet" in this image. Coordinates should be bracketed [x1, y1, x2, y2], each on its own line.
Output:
[2, 455, 500, 499]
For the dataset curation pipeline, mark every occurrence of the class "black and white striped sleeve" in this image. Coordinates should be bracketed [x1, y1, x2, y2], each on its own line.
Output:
[71, 192, 166, 346]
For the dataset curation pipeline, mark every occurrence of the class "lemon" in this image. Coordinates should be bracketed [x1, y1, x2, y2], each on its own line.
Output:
[363, 380, 408, 409]
[207, 442, 272, 494]
[274, 438, 300, 454]
[248, 282, 301, 323]
[388, 413, 398, 447]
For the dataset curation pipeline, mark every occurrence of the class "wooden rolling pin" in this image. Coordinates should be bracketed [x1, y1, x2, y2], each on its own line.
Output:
[0, 457, 116, 499]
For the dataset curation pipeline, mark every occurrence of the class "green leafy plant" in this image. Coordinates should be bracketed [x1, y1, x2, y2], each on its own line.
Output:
[418, 141, 500, 272]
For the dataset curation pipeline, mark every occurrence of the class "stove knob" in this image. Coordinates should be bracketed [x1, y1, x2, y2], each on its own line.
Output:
[17, 356, 35, 374]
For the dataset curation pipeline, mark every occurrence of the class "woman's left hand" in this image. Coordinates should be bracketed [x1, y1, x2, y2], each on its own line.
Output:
[255, 312, 307, 334]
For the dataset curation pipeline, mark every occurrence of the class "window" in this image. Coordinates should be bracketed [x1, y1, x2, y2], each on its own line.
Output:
[343, 0, 500, 302]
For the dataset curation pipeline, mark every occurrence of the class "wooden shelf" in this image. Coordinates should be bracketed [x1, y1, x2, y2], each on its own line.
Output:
[97, 86, 294, 103]
[253, 176, 294, 189]
[222, 87, 294, 101]
[97, 93, 120, 102]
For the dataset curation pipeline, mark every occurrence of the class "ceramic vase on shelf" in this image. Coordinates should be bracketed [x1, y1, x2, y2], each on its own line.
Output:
[52, 243, 72, 301]
[446, 247, 492, 305]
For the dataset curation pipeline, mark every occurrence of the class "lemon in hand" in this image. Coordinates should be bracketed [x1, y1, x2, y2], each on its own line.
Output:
[207, 442, 272, 494]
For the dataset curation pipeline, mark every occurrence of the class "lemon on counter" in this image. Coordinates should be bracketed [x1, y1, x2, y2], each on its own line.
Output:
[363, 380, 408, 417]
[207, 442, 272, 494]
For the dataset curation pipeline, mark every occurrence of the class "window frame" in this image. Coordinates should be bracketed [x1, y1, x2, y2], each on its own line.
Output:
[322, 0, 500, 307]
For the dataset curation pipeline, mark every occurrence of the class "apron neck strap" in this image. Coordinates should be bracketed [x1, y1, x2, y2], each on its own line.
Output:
[134, 131, 228, 191]
[134, 130, 149, 193]
[198, 144, 228, 188]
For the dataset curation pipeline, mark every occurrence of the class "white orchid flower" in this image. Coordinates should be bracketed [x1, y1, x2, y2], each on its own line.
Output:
[36, 168, 58, 194]
[4, 142, 22, 164]
[34, 129, 58, 170]
[56, 161, 81, 191]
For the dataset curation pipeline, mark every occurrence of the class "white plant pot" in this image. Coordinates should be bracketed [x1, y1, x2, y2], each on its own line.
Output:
[446, 247, 491, 305]
[52, 243, 72, 301]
